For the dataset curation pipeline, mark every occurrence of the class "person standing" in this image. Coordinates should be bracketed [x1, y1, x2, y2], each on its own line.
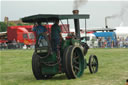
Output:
[51, 19, 61, 53]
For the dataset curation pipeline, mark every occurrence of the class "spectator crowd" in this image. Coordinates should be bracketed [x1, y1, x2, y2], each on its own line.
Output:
[91, 36, 128, 48]
[0, 39, 34, 50]
[0, 36, 128, 50]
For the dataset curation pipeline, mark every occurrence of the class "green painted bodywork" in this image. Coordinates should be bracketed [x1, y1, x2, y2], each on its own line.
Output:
[38, 38, 86, 75]
[84, 59, 87, 69]
[40, 53, 59, 75]
[62, 38, 80, 49]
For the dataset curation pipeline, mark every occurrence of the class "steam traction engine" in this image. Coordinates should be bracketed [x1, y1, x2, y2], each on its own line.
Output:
[21, 11, 98, 79]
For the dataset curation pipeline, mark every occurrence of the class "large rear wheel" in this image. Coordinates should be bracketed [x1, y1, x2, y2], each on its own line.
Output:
[63, 46, 85, 79]
[32, 52, 54, 80]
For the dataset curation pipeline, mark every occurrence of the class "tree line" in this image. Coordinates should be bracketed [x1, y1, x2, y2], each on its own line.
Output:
[0, 22, 33, 32]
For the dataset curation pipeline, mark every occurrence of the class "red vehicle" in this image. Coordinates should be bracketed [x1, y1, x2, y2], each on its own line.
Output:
[6, 24, 69, 45]
[7, 25, 36, 45]
[0, 32, 8, 43]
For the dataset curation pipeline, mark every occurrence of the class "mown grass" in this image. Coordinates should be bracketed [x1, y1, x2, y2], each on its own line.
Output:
[0, 48, 128, 85]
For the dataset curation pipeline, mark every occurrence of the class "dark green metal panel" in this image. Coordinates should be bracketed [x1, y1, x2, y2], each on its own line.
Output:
[40, 53, 59, 74]
[84, 59, 87, 69]
[61, 39, 80, 50]
[62, 39, 71, 50]
[71, 39, 80, 45]
[41, 65, 59, 75]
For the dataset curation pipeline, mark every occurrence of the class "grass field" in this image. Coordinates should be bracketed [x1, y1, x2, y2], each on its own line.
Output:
[0, 48, 128, 85]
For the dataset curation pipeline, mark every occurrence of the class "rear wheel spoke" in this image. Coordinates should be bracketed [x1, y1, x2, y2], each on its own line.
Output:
[74, 59, 79, 65]
[74, 56, 79, 60]
[74, 66, 79, 71]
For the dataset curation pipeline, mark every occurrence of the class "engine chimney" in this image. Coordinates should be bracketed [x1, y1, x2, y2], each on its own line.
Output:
[105, 17, 108, 28]
[72, 10, 81, 38]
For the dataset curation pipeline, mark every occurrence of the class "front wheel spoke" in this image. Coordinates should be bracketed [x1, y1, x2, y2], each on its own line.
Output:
[91, 65, 93, 69]
[91, 58, 97, 66]
[91, 64, 95, 72]
[91, 59, 94, 64]
[92, 57, 95, 62]
[93, 63, 97, 66]
[92, 62, 95, 66]
[93, 66, 96, 72]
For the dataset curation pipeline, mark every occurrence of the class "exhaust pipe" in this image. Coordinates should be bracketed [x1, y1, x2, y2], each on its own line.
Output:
[105, 16, 110, 29]
[105, 17, 108, 28]
[72, 10, 81, 38]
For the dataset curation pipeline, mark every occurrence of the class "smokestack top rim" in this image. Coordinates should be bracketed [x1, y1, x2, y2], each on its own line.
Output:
[73, 10, 79, 15]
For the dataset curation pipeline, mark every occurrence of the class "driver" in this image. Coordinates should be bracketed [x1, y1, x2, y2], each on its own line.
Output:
[32, 21, 47, 37]
[32, 21, 47, 46]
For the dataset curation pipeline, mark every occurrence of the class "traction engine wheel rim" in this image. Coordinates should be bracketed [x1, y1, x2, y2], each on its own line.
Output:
[72, 48, 81, 76]
[63, 46, 85, 79]
[88, 55, 98, 73]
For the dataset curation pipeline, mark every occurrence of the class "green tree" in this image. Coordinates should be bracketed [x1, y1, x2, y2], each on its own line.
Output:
[16, 22, 34, 26]
[0, 22, 7, 32]
[8, 22, 17, 26]
[23, 23, 34, 25]
[17, 23, 23, 26]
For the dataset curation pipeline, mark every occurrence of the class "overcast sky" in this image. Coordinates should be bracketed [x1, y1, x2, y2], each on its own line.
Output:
[1, 0, 128, 28]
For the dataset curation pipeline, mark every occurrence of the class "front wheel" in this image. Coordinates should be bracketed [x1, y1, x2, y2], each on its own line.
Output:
[88, 55, 98, 73]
